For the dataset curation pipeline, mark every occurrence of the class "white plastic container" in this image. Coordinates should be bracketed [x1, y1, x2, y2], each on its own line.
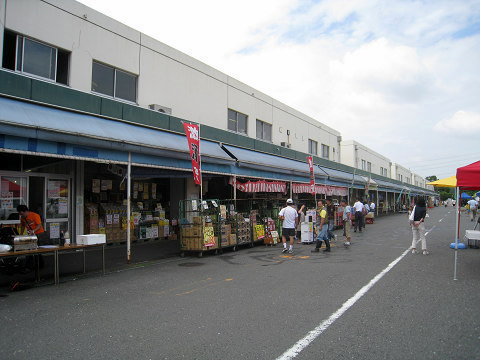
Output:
[77, 234, 106, 245]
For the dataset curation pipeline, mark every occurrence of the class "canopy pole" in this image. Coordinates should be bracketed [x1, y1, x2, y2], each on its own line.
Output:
[127, 151, 131, 264]
[233, 175, 237, 209]
[386, 192, 388, 215]
[199, 124, 203, 204]
[454, 186, 460, 280]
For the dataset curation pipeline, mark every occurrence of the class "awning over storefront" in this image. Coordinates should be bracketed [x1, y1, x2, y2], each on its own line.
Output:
[222, 144, 326, 182]
[319, 166, 365, 189]
[0, 96, 234, 173]
[361, 176, 378, 191]
[375, 179, 404, 192]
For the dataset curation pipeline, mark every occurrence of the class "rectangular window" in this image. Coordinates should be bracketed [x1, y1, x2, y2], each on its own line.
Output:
[2, 30, 69, 85]
[308, 139, 318, 155]
[321, 144, 329, 159]
[367, 162, 372, 172]
[256, 119, 272, 141]
[227, 109, 248, 134]
[92, 61, 137, 102]
[361, 160, 366, 170]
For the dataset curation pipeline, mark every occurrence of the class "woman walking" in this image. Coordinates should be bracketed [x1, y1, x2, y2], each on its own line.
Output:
[411, 198, 429, 255]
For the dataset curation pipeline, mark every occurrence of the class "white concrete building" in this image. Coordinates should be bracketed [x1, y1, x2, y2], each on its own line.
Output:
[340, 140, 391, 177]
[391, 163, 412, 184]
[413, 174, 426, 188]
[0, 0, 341, 161]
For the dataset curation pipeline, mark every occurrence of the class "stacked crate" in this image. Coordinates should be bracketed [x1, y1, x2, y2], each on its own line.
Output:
[236, 214, 251, 245]
[180, 216, 218, 251]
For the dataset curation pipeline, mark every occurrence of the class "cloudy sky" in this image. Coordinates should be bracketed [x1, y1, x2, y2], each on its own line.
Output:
[77, 0, 480, 179]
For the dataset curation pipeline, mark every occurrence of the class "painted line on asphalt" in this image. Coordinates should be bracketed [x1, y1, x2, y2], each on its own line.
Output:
[275, 246, 412, 360]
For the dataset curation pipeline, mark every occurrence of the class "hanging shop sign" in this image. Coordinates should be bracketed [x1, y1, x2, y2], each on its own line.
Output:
[292, 183, 348, 197]
[307, 156, 315, 194]
[183, 122, 202, 185]
[229, 177, 287, 194]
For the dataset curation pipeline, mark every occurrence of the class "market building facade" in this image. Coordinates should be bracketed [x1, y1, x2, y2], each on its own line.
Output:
[0, 0, 435, 254]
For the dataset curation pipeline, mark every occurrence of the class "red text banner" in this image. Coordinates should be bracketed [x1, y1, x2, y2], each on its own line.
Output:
[307, 156, 315, 194]
[229, 177, 287, 194]
[183, 123, 201, 185]
[292, 183, 348, 197]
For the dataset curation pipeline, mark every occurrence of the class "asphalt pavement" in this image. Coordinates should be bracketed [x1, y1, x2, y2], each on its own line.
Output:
[0, 206, 479, 360]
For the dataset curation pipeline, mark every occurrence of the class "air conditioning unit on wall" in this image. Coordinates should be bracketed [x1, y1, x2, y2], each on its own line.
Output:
[149, 104, 172, 115]
[280, 142, 291, 148]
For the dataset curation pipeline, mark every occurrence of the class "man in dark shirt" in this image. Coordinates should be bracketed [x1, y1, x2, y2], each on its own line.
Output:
[325, 199, 336, 241]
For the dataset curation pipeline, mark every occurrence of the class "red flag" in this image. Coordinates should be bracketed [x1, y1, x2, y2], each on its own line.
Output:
[307, 156, 315, 194]
[183, 123, 201, 185]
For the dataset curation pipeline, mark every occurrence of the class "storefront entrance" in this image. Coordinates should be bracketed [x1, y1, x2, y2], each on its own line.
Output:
[0, 153, 73, 242]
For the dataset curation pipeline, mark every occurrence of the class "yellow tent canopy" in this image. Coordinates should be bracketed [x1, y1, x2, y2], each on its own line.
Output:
[426, 175, 457, 188]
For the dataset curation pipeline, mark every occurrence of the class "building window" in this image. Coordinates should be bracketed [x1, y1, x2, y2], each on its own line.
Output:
[256, 119, 272, 141]
[308, 139, 318, 155]
[367, 161, 372, 172]
[92, 61, 137, 103]
[228, 109, 248, 134]
[361, 159, 366, 170]
[2, 30, 69, 85]
[398, 174, 403, 182]
[380, 167, 387, 177]
[321, 144, 329, 159]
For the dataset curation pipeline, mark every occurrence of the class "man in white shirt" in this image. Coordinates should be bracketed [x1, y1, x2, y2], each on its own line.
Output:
[279, 198, 299, 254]
[467, 198, 478, 221]
[341, 199, 352, 246]
[370, 201, 376, 213]
[353, 199, 364, 232]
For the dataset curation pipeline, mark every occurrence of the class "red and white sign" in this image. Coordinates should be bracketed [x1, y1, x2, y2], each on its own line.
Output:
[229, 177, 287, 194]
[183, 123, 201, 185]
[292, 183, 348, 197]
[307, 156, 315, 194]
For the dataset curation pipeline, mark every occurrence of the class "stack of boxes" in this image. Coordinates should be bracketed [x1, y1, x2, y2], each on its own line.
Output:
[220, 224, 234, 247]
[84, 205, 99, 234]
[180, 216, 218, 251]
[100, 205, 134, 243]
[236, 214, 251, 245]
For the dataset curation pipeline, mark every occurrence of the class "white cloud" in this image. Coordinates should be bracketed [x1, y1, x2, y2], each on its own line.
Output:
[434, 111, 480, 135]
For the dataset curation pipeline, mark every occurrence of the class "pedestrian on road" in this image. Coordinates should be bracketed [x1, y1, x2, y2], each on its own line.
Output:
[325, 199, 336, 242]
[370, 201, 376, 213]
[341, 199, 352, 246]
[353, 199, 364, 232]
[411, 198, 428, 255]
[467, 198, 478, 221]
[296, 204, 305, 244]
[279, 199, 299, 254]
[312, 200, 330, 252]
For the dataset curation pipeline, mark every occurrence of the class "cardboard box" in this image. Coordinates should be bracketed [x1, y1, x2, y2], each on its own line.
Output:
[229, 233, 237, 246]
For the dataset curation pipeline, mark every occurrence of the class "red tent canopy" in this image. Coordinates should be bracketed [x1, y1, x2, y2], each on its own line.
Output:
[456, 160, 480, 190]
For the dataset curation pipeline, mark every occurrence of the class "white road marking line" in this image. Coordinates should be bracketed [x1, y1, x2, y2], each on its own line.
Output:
[275, 247, 411, 360]
[439, 219, 443, 222]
